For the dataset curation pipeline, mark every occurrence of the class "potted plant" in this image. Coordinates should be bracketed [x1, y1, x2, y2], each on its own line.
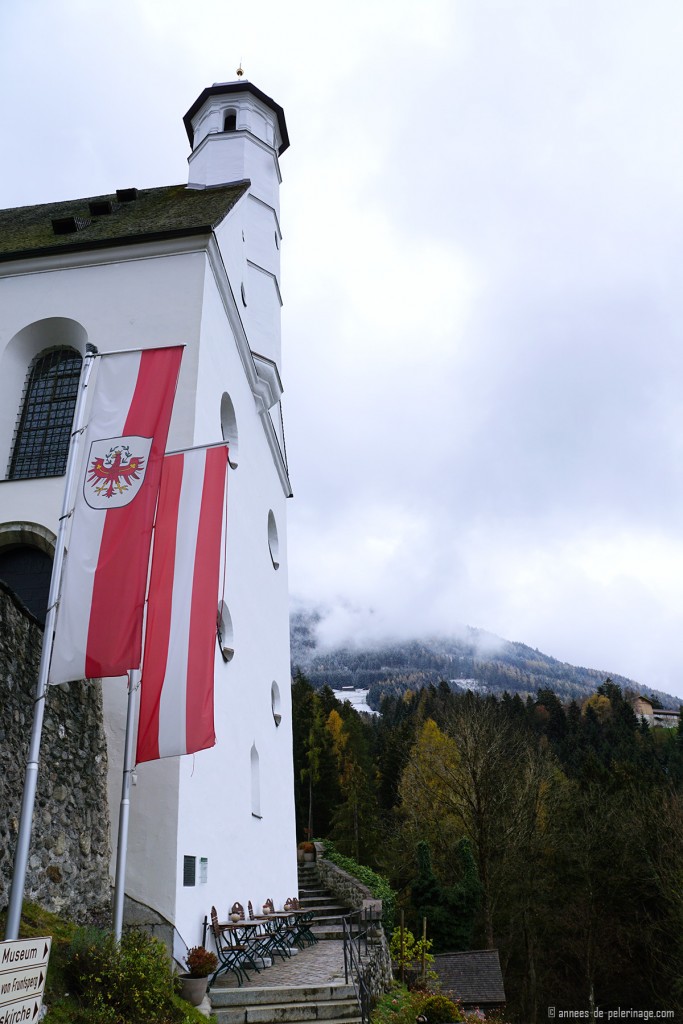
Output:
[179, 945, 218, 1006]
[300, 841, 315, 863]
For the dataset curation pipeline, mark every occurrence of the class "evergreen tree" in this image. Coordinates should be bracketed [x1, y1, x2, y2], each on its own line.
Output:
[410, 838, 481, 952]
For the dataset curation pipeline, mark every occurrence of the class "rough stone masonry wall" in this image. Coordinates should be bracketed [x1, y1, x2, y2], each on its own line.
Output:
[358, 936, 394, 1004]
[0, 583, 111, 922]
[314, 851, 375, 911]
[314, 848, 394, 999]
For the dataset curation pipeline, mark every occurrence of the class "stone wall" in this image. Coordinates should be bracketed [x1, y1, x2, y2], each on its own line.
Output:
[0, 583, 111, 922]
[358, 935, 394, 1003]
[314, 847, 393, 1000]
[314, 846, 375, 910]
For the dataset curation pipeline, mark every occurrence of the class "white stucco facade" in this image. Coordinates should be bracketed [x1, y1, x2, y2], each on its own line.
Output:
[0, 80, 297, 948]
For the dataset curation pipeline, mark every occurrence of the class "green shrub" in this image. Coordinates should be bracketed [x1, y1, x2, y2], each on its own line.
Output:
[371, 982, 510, 1024]
[419, 993, 465, 1023]
[0, 903, 206, 1024]
[370, 983, 426, 1024]
[63, 927, 184, 1024]
[64, 927, 117, 993]
[389, 927, 437, 990]
[319, 839, 396, 931]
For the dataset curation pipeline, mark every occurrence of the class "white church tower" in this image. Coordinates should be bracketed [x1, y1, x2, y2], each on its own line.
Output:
[0, 79, 297, 948]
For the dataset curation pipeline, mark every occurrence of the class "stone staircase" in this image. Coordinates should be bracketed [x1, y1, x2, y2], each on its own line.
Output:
[209, 983, 362, 1024]
[208, 865, 361, 1024]
[297, 862, 352, 940]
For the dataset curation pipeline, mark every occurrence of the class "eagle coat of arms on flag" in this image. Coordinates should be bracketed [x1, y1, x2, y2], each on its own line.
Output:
[84, 436, 153, 509]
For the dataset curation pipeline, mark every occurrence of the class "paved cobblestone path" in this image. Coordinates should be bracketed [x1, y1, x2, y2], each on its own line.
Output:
[212, 940, 348, 990]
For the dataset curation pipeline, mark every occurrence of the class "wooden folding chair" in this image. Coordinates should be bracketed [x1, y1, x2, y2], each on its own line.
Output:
[208, 906, 252, 988]
[259, 897, 291, 959]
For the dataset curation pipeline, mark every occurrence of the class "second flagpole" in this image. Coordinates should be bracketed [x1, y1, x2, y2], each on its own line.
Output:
[112, 669, 139, 941]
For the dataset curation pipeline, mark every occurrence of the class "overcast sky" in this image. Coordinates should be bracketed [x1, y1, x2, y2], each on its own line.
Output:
[3, 0, 683, 697]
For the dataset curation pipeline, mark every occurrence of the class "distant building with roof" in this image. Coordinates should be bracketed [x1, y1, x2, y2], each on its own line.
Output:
[630, 695, 680, 729]
[0, 79, 297, 950]
[432, 946, 507, 1011]
[433, 950, 506, 1013]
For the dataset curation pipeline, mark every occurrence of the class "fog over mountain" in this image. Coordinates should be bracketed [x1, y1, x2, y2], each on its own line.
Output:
[290, 604, 680, 711]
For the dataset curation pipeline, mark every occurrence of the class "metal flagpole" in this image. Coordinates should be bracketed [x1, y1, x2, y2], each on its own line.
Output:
[4, 344, 99, 941]
[112, 669, 139, 940]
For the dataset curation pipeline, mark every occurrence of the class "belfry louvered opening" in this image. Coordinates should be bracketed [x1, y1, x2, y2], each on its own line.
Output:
[9, 347, 82, 480]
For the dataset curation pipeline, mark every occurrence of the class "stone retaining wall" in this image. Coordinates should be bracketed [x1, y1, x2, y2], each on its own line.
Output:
[0, 584, 111, 922]
[358, 937, 394, 1002]
[313, 846, 393, 1000]
[313, 845, 375, 910]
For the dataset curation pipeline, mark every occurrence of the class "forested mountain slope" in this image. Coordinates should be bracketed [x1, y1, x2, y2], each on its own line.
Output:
[291, 674, 683, 1018]
[290, 607, 679, 709]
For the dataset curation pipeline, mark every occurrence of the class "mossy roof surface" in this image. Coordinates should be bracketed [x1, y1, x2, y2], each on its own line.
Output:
[433, 950, 506, 1005]
[0, 182, 249, 262]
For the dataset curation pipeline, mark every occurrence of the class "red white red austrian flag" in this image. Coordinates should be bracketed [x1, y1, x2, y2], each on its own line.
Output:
[136, 444, 228, 764]
[49, 346, 183, 685]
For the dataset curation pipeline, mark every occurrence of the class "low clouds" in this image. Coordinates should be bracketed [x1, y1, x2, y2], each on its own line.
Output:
[4, 0, 683, 694]
[284, 4, 683, 697]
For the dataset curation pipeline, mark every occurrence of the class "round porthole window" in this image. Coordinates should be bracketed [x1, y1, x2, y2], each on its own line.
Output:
[217, 601, 234, 663]
[220, 392, 239, 468]
[267, 510, 279, 569]
[271, 681, 282, 726]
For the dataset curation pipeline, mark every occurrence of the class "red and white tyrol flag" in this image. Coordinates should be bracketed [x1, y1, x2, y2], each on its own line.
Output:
[49, 346, 183, 685]
[136, 444, 228, 764]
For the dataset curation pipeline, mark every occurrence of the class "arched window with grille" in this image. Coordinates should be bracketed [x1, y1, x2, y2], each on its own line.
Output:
[8, 347, 82, 480]
[0, 545, 52, 624]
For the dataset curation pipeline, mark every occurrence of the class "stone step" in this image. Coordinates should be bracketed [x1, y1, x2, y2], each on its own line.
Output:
[299, 895, 343, 905]
[210, 984, 356, 1007]
[295, 866, 356, 943]
[307, 912, 348, 923]
[310, 927, 346, 941]
[213, 998, 360, 1024]
[304, 906, 347, 918]
[214, 1013, 361, 1024]
[210, 983, 361, 1022]
[298, 899, 344, 908]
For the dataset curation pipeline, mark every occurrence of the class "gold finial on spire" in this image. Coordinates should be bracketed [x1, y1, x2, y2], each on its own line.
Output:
[236, 62, 244, 78]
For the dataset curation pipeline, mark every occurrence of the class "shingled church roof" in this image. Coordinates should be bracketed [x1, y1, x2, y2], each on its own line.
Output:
[433, 950, 506, 1008]
[0, 182, 249, 264]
